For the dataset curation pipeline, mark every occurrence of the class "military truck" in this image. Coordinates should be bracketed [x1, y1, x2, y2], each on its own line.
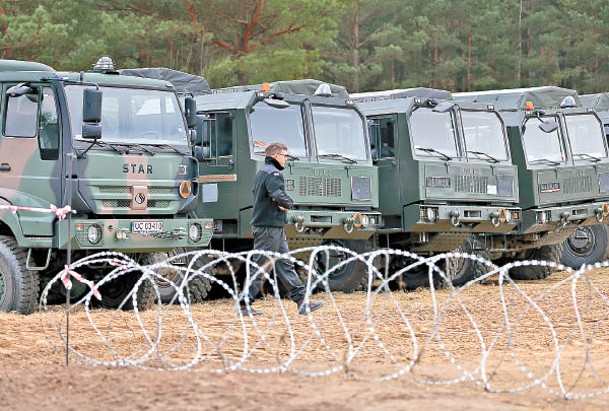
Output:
[351, 88, 521, 288]
[189, 79, 381, 293]
[564, 92, 609, 267]
[456, 86, 609, 274]
[0, 57, 213, 313]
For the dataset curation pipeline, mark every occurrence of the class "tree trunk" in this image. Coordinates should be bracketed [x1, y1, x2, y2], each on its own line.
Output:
[351, 0, 360, 92]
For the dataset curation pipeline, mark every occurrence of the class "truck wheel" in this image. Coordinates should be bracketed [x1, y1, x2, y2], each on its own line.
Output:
[506, 244, 563, 280]
[315, 239, 369, 292]
[97, 255, 156, 310]
[392, 236, 488, 290]
[443, 236, 490, 287]
[560, 225, 609, 268]
[147, 251, 212, 304]
[0, 236, 39, 314]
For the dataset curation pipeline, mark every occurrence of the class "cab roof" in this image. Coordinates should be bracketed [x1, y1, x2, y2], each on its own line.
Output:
[0, 59, 55, 73]
[454, 86, 580, 110]
[581, 93, 609, 112]
[58, 71, 176, 90]
[217, 79, 349, 99]
[120, 67, 211, 95]
[351, 87, 452, 102]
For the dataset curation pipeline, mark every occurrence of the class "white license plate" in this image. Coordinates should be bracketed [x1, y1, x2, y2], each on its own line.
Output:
[131, 221, 163, 233]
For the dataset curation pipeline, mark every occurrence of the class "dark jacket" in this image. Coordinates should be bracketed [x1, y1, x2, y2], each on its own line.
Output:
[251, 157, 294, 227]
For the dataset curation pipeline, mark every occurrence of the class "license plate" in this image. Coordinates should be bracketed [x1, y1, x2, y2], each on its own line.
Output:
[131, 221, 163, 233]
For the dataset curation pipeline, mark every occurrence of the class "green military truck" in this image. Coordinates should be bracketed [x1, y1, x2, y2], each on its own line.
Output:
[0, 57, 213, 313]
[456, 86, 609, 274]
[567, 92, 609, 267]
[190, 79, 381, 293]
[351, 88, 522, 288]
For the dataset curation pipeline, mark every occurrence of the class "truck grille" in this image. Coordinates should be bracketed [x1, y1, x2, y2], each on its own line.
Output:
[299, 176, 342, 197]
[455, 176, 488, 194]
[562, 176, 592, 194]
[99, 187, 174, 195]
[102, 200, 170, 209]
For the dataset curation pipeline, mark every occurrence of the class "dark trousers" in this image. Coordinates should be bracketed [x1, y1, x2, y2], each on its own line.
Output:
[245, 225, 306, 303]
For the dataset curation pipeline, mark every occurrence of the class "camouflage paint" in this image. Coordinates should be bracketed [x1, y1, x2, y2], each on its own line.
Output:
[0, 59, 213, 255]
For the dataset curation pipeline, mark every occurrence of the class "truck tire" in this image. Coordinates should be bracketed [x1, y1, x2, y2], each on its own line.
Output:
[315, 239, 369, 293]
[393, 236, 488, 290]
[506, 244, 563, 281]
[446, 236, 491, 287]
[0, 236, 39, 314]
[147, 251, 212, 304]
[560, 225, 609, 268]
[97, 254, 157, 310]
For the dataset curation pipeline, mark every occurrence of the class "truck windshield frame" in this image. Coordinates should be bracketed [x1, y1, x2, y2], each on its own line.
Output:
[312, 105, 368, 162]
[249, 100, 308, 159]
[410, 107, 459, 159]
[461, 109, 509, 162]
[564, 113, 608, 160]
[65, 85, 188, 146]
[522, 115, 566, 165]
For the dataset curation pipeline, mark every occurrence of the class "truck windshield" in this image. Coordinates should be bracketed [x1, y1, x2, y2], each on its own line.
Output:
[65, 85, 188, 146]
[461, 110, 508, 161]
[564, 113, 608, 160]
[410, 107, 459, 158]
[522, 116, 565, 164]
[312, 106, 367, 161]
[249, 101, 307, 159]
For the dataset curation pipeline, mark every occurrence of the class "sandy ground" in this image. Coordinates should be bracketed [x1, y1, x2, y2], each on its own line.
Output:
[3, 268, 609, 410]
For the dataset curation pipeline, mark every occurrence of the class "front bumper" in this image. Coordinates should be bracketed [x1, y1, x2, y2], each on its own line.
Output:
[520, 201, 609, 234]
[283, 210, 382, 240]
[55, 217, 214, 251]
[402, 204, 521, 234]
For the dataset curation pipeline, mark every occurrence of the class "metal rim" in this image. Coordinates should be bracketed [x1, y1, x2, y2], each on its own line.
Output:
[566, 226, 597, 258]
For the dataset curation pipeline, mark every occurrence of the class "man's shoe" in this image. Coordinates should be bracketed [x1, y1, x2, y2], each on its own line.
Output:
[297, 299, 324, 315]
[239, 304, 264, 317]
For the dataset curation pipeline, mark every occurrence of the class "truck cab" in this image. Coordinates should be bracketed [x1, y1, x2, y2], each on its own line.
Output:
[0, 57, 213, 313]
[192, 79, 381, 292]
[353, 88, 521, 287]
[456, 86, 609, 275]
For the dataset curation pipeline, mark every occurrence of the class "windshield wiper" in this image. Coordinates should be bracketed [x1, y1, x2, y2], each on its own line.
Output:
[287, 154, 300, 161]
[77, 140, 128, 157]
[574, 153, 602, 162]
[142, 143, 189, 155]
[467, 150, 500, 163]
[125, 143, 158, 155]
[415, 146, 452, 161]
[319, 153, 357, 164]
[529, 158, 561, 166]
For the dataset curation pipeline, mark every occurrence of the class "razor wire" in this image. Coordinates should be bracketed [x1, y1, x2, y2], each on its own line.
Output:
[39, 246, 609, 400]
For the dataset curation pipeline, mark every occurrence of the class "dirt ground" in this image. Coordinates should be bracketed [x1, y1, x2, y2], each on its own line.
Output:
[3, 267, 609, 410]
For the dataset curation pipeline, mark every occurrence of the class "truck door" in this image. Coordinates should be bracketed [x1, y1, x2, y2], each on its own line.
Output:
[369, 115, 400, 216]
[0, 85, 62, 237]
[199, 112, 237, 221]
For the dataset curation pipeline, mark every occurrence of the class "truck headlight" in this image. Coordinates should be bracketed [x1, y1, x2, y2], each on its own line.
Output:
[361, 215, 370, 227]
[87, 224, 102, 244]
[189, 223, 202, 242]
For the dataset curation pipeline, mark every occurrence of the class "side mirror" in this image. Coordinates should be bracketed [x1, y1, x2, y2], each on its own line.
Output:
[263, 97, 290, 109]
[538, 118, 559, 133]
[194, 114, 211, 147]
[194, 146, 211, 161]
[184, 97, 197, 129]
[82, 123, 102, 140]
[83, 88, 102, 123]
[6, 82, 36, 97]
[432, 101, 456, 113]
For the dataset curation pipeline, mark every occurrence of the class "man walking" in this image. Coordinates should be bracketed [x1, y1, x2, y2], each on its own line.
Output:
[241, 142, 324, 316]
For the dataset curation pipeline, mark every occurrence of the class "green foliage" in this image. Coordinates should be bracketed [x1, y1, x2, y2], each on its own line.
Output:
[2, 0, 609, 93]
